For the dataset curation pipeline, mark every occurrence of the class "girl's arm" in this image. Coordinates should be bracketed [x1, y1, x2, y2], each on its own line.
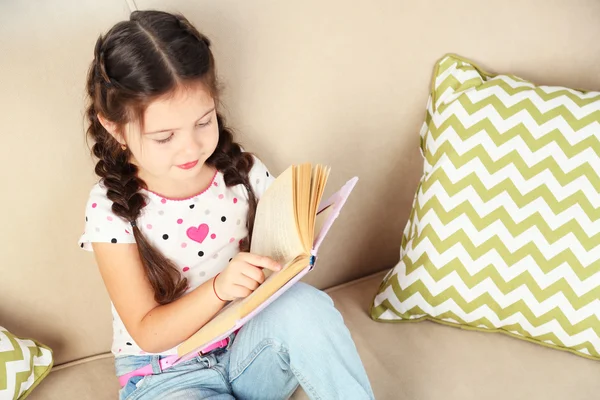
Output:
[93, 242, 280, 353]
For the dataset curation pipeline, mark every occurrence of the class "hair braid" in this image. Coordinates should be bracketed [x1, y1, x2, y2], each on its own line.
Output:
[207, 114, 258, 252]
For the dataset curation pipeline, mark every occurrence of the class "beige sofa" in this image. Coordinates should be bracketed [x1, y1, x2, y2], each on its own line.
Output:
[3, 1, 600, 399]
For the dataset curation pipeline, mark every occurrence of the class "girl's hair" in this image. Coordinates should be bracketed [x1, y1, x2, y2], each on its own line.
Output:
[85, 10, 258, 305]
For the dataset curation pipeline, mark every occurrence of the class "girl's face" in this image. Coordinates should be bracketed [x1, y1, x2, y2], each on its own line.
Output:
[121, 82, 220, 196]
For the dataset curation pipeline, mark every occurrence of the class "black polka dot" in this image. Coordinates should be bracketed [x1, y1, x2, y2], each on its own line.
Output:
[162, 234, 169, 240]
[80, 243, 84, 248]
[266, 171, 270, 177]
[189, 204, 195, 209]
[126, 342, 132, 346]
[198, 251, 204, 257]
[229, 258, 232, 262]
[111, 238, 117, 243]
[221, 216, 227, 222]
[85, 216, 88, 222]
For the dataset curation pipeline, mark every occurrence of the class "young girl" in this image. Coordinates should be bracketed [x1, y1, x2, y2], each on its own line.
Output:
[79, 10, 374, 400]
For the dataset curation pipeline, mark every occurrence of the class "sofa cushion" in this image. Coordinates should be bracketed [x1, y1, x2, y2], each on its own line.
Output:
[372, 53, 600, 360]
[28, 272, 600, 399]
[0, 327, 53, 400]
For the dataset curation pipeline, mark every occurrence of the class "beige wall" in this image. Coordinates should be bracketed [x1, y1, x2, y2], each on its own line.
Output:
[2, 0, 600, 365]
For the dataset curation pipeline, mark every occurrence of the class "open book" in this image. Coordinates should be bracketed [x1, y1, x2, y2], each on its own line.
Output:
[177, 163, 358, 358]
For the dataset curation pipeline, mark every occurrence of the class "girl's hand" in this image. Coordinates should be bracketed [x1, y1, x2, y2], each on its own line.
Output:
[213, 253, 281, 301]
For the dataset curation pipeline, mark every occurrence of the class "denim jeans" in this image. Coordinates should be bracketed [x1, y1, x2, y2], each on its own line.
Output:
[115, 282, 374, 400]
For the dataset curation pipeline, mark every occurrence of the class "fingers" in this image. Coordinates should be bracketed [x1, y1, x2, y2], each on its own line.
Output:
[238, 253, 281, 272]
[235, 273, 261, 291]
[220, 253, 281, 300]
[241, 264, 265, 284]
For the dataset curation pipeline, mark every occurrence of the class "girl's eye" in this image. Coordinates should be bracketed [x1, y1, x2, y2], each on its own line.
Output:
[155, 133, 174, 144]
[196, 118, 212, 128]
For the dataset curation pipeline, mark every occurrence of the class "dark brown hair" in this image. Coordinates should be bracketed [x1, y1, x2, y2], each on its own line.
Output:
[86, 10, 257, 305]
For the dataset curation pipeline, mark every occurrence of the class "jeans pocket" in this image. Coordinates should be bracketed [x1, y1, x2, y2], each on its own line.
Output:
[120, 374, 154, 400]
[115, 356, 154, 400]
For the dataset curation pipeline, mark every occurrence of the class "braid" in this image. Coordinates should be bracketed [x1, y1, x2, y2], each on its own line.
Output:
[86, 34, 188, 305]
[90, 130, 188, 305]
[93, 144, 145, 221]
[207, 114, 258, 252]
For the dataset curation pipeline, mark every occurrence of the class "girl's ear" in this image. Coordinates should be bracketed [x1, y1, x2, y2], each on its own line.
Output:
[97, 113, 126, 145]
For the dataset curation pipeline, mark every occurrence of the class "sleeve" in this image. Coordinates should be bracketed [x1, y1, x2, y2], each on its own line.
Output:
[78, 183, 136, 251]
[248, 155, 276, 200]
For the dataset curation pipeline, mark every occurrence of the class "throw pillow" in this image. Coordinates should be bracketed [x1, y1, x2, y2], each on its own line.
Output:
[0, 326, 53, 399]
[372, 54, 600, 360]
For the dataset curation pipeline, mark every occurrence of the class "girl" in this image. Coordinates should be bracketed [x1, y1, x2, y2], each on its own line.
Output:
[79, 10, 374, 400]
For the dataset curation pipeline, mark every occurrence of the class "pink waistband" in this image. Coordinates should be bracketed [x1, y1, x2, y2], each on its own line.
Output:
[118, 337, 231, 388]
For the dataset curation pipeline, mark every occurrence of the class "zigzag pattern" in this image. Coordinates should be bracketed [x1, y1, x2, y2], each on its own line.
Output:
[372, 55, 600, 359]
[0, 327, 52, 399]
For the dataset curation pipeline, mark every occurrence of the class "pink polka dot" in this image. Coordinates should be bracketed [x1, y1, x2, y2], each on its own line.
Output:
[107, 216, 113, 221]
[181, 243, 187, 248]
[213, 181, 218, 187]
[211, 233, 216, 239]
[92, 203, 97, 208]
[229, 237, 235, 243]
[146, 224, 153, 229]
[118, 349, 122, 353]
[125, 229, 130, 234]
[161, 198, 167, 204]
[218, 194, 224, 200]
[233, 198, 238, 204]
[177, 218, 183, 224]
[183, 267, 190, 272]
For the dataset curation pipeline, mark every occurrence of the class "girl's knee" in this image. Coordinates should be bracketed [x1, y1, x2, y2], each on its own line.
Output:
[277, 282, 334, 311]
[259, 282, 339, 328]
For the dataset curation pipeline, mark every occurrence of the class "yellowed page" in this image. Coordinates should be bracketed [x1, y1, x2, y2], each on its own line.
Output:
[250, 166, 306, 265]
[296, 163, 313, 251]
[305, 165, 330, 246]
[307, 165, 321, 247]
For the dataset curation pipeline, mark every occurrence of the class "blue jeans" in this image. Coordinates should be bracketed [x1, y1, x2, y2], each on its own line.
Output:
[115, 282, 375, 400]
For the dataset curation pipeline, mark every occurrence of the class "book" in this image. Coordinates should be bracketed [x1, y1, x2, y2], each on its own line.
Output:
[176, 163, 358, 358]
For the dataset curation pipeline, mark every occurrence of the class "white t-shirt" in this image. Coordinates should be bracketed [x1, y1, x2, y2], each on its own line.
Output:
[79, 155, 275, 357]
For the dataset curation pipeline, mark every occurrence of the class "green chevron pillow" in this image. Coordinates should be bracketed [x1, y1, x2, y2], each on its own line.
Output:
[371, 54, 600, 360]
[0, 327, 53, 399]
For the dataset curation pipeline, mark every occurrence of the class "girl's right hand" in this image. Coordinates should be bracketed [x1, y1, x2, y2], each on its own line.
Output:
[213, 253, 281, 301]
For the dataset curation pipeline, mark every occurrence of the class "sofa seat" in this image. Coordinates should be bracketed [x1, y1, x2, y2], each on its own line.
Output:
[29, 272, 600, 400]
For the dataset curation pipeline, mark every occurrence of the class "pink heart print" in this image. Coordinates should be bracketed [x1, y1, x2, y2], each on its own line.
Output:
[187, 223, 209, 243]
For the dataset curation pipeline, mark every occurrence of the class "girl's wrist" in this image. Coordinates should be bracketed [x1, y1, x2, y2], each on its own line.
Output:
[212, 273, 226, 302]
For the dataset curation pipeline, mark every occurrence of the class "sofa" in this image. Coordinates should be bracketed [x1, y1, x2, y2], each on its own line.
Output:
[2, 1, 600, 399]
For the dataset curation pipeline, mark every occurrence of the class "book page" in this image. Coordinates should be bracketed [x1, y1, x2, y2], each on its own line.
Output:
[296, 163, 313, 251]
[307, 166, 330, 244]
[250, 166, 307, 264]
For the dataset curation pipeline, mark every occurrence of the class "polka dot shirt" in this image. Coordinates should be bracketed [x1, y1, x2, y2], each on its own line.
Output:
[79, 155, 275, 357]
